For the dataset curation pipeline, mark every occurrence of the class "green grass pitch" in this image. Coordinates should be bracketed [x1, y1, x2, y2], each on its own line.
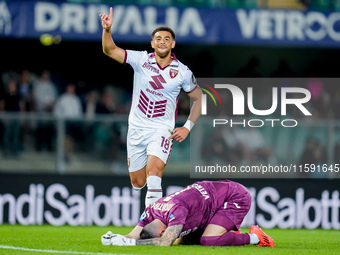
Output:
[0, 225, 339, 255]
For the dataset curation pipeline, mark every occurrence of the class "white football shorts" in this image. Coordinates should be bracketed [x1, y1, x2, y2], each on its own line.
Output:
[127, 128, 173, 172]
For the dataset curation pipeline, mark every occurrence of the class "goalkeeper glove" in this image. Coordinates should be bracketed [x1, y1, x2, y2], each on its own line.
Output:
[101, 231, 136, 246]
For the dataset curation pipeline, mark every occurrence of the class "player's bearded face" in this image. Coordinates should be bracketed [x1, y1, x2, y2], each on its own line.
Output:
[151, 31, 175, 58]
[155, 45, 171, 58]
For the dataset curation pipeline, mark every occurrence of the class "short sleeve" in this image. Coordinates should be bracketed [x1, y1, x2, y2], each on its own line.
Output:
[137, 210, 154, 228]
[182, 69, 198, 93]
[125, 50, 147, 70]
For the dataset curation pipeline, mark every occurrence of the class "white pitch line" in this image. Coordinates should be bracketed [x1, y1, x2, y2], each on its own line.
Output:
[0, 245, 138, 255]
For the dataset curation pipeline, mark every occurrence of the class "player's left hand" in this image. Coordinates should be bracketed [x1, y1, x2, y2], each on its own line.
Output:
[169, 127, 189, 142]
[101, 231, 114, 245]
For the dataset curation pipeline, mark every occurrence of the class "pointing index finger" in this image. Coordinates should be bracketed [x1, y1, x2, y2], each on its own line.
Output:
[109, 7, 113, 18]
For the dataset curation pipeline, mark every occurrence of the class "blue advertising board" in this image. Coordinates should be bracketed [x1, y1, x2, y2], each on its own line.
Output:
[0, 1, 340, 47]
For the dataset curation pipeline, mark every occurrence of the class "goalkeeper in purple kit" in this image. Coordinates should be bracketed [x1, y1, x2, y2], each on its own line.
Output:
[101, 180, 275, 247]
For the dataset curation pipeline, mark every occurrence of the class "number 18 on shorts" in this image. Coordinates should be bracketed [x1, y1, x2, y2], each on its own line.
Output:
[127, 129, 173, 172]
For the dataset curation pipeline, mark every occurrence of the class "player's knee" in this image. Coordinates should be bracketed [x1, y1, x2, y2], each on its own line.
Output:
[130, 173, 146, 189]
[131, 180, 146, 190]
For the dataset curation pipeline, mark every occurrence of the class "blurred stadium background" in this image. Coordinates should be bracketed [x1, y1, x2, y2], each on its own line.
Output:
[0, 0, 340, 230]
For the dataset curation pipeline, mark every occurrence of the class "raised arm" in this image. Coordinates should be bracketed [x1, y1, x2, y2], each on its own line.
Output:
[136, 225, 183, 246]
[99, 7, 126, 63]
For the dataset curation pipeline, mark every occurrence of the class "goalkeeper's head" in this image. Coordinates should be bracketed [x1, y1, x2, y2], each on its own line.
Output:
[140, 219, 167, 239]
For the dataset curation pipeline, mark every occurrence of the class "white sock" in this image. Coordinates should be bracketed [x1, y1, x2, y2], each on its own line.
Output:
[145, 176, 162, 207]
[249, 233, 260, 244]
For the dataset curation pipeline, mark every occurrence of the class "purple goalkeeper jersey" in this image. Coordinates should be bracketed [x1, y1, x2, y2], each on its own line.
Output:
[137, 180, 249, 238]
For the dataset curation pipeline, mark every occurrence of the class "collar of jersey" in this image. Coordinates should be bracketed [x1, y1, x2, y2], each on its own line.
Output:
[148, 53, 179, 69]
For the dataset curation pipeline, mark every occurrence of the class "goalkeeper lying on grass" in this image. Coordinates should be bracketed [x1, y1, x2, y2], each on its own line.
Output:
[101, 180, 275, 247]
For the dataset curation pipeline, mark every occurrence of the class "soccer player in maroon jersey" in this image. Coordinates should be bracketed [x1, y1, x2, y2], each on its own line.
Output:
[101, 180, 275, 247]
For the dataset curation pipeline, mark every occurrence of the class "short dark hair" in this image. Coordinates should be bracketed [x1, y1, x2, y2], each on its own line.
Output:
[151, 26, 176, 40]
[140, 228, 153, 239]
[140, 227, 160, 239]
[139, 222, 161, 239]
